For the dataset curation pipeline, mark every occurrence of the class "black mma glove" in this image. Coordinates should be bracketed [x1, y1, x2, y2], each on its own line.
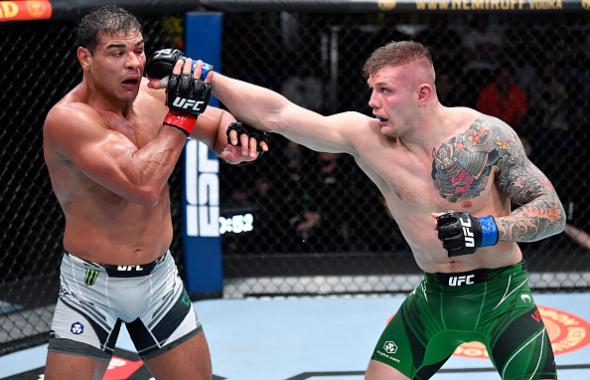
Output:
[163, 72, 211, 136]
[436, 212, 499, 257]
[226, 122, 271, 155]
[145, 48, 211, 80]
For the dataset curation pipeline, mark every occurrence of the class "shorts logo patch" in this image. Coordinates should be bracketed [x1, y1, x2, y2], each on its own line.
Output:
[181, 290, 191, 306]
[70, 322, 84, 335]
[84, 268, 100, 286]
[383, 340, 398, 354]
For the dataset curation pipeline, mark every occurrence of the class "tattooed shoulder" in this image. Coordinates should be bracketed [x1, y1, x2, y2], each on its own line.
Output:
[431, 117, 517, 202]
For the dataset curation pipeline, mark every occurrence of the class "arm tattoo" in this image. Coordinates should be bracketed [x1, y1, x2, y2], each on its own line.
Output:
[494, 123, 565, 242]
[432, 117, 565, 242]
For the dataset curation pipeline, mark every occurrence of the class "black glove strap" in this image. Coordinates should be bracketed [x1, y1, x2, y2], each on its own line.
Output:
[227, 122, 271, 151]
[226, 122, 271, 153]
[225, 122, 271, 165]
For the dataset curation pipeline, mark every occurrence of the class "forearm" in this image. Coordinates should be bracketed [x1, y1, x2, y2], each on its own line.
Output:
[128, 127, 186, 204]
[211, 72, 288, 132]
[496, 194, 566, 242]
[211, 109, 236, 156]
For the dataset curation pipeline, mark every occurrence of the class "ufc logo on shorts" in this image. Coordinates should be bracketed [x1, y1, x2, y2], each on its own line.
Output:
[117, 265, 144, 272]
[459, 216, 475, 247]
[172, 97, 205, 112]
[448, 274, 475, 286]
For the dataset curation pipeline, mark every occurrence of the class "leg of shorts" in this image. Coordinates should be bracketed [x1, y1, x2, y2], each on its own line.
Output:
[489, 307, 557, 380]
[48, 299, 122, 360]
[125, 254, 203, 360]
[48, 255, 122, 360]
[371, 285, 456, 379]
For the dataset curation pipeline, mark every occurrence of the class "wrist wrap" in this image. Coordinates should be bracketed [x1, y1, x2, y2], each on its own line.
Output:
[479, 216, 499, 247]
[163, 112, 196, 136]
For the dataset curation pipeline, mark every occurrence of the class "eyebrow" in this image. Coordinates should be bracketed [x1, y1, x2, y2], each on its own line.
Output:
[368, 80, 389, 88]
[105, 40, 145, 50]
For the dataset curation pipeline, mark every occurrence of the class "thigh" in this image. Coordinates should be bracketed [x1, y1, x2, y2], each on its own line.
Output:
[48, 256, 122, 361]
[370, 288, 454, 379]
[489, 307, 557, 380]
[44, 351, 109, 380]
[365, 359, 411, 380]
[126, 257, 204, 360]
[144, 332, 211, 380]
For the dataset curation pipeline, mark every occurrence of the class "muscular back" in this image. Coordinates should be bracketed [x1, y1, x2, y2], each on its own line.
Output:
[44, 80, 173, 264]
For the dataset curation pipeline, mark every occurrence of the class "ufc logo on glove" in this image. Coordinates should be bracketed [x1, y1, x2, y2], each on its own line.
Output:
[436, 212, 499, 257]
[459, 216, 475, 247]
[172, 97, 206, 113]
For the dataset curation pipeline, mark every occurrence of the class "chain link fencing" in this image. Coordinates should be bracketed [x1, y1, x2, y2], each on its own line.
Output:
[1, 6, 589, 355]
[219, 11, 590, 296]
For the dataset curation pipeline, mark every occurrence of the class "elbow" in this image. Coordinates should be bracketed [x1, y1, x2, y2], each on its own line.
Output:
[133, 186, 161, 207]
[265, 110, 289, 133]
[557, 204, 567, 233]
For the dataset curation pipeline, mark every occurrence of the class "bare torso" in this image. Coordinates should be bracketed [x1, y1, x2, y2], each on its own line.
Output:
[350, 107, 522, 273]
[44, 79, 171, 264]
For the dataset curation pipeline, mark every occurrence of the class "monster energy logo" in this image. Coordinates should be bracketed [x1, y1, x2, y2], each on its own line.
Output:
[84, 268, 100, 286]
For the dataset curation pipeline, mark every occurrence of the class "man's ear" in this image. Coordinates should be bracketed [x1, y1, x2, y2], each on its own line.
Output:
[417, 83, 432, 107]
[77, 47, 91, 72]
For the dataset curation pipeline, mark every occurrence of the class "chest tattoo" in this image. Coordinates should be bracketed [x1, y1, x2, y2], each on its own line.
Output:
[431, 121, 500, 202]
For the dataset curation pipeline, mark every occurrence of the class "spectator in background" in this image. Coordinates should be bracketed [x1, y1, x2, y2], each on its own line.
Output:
[477, 61, 530, 153]
[530, 61, 568, 133]
[291, 152, 353, 253]
[461, 15, 504, 74]
[281, 60, 323, 113]
[528, 60, 578, 218]
[460, 15, 506, 103]
[249, 173, 289, 253]
[435, 69, 466, 107]
[283, 140, 313, 252]
[502, 16, 540, 94]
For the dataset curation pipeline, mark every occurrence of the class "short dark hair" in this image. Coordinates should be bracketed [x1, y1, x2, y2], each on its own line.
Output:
[362, 40, 433, 78]
[76, 5, 142, 53]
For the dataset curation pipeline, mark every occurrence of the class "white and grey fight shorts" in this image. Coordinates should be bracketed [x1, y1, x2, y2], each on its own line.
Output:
[48, 251, 202, 360]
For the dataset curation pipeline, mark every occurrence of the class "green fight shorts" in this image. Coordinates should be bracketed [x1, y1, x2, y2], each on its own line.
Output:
[371, 262, 557, 380]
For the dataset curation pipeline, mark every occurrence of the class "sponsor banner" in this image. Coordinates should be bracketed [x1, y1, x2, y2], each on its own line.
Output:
[202, 0, 590, 12]
[0, 0, 200, 23]
[0, 1, 52, 22]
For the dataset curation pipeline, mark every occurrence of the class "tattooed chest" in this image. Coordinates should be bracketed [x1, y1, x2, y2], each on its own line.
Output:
[431, 124, 500, 203]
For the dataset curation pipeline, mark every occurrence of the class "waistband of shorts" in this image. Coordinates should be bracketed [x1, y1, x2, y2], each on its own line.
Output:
[425, 261, 525, 287]
[64, 250, 169, 278]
